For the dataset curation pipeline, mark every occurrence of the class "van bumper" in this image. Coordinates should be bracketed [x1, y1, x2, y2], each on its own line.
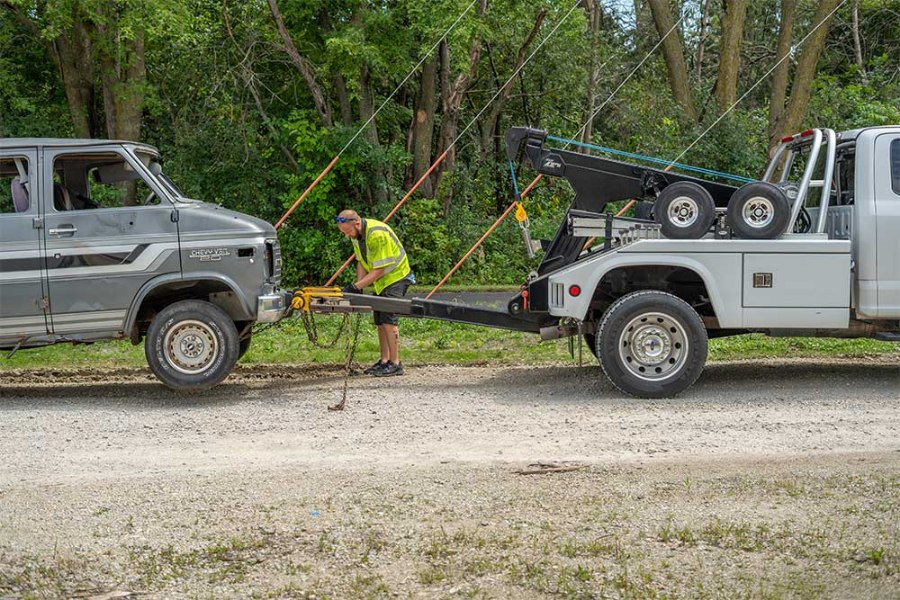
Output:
[257, 289, 292, 323]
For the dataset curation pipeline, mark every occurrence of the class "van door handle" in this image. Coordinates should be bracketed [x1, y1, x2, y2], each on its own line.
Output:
[48, 225, 77, 236]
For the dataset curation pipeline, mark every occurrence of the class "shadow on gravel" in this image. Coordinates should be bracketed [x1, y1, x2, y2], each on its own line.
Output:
[0, 382, 256, 408]
[481, 360, 900, 405]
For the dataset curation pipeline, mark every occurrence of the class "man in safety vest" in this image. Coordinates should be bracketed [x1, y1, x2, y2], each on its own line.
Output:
[336, 209, 413, 377]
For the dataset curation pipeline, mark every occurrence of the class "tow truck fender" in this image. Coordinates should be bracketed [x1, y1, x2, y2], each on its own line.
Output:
[547, 252, 743, 328]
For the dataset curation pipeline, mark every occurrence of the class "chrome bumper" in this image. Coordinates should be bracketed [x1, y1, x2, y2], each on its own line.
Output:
[257, 290, 292, 323]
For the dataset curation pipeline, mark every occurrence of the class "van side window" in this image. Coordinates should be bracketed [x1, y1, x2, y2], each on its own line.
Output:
[51, 152, 159, 211]
[0, 157, 31, 214]
[891, 139, 900, 195]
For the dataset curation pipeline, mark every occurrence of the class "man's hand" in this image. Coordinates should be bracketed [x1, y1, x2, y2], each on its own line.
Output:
[342, 283, 362, 294]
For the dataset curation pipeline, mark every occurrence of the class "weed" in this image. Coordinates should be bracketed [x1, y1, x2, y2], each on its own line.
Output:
[866, 548, 886, 565]
[417, 565, 448, 584]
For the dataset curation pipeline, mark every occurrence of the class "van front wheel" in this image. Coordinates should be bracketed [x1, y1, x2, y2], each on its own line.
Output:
[146, 300, 239, 391]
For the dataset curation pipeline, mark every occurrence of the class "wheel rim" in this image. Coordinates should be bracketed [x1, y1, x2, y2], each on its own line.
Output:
[742, 196, 775, 228]
[163, 319, 218, 375]
[667, 196, 699, 228]
[618, 312, 689, 382]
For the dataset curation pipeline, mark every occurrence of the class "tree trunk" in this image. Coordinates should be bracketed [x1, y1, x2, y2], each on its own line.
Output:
[851, 0, 868, 85]
[97, 27, 145, 144]
[334, 74, 354, 125]
[358, 64, 387, 205]
[434, 0, 488, 202]
[581, 0, 603, 147]
[714, 0, 747, 112]
[267, 0, 333, 127]
[56, 20, 98, 138]
[768, 0, 797, 143]
[646, 0, 697, 121]
[478, 9, 547, 156]
[410, 56, 438, 197]
[3, 2, 99, 137]
[770, 0, 841, 146]
[695, 0, 711, 80]
[633, 0, 653, 46]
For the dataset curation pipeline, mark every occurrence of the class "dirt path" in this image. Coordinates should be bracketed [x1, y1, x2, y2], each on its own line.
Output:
[1, 359, 898, 598]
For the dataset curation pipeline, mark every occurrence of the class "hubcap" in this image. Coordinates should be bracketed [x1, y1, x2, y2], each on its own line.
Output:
[163, 320, 218, 375]
[667, 196, 699, 227]
[742, 196, 775, 228]
[618, 312, 689, 381]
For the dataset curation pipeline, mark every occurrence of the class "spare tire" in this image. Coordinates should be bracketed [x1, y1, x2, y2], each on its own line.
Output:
[726, 182, 791, 239]
[653, 182, 716, 240]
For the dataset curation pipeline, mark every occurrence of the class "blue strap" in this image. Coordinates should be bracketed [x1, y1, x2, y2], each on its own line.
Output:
[508, 159, 521, 198]
[546, 135, 754, 183]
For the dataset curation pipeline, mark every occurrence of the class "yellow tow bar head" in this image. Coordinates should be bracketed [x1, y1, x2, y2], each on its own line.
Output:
[514, 202, 536, 259]
[291, 286, 343, 312]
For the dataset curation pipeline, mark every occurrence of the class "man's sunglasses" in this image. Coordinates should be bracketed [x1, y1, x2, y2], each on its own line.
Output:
[334, 216, 357, 224]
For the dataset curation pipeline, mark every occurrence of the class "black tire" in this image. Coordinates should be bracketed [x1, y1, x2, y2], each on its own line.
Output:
[597, 291, 708, 398]
[653, 182, 716, 239]
[238, 335, 252, 360]
[726, 181, 790, 239]
[145, 300, 239, 391]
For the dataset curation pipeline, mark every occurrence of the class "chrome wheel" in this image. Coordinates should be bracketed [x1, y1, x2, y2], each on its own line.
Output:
[742, 196, 775, 229]
[667, 196, 699, 228]
[618, 312, 689, 382]
[163, 319, 218, 375]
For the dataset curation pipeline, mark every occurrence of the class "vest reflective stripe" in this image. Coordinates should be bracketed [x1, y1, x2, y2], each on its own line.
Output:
[351, 219, 410, 294]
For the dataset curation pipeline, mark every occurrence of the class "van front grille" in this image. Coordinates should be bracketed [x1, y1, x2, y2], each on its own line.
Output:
[267, 239, 282, 284]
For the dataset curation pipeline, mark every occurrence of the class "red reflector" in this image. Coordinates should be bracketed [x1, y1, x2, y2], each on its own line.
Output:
[568, 284, 581, 297]
[800, 129, 815, 137]
[780, 135, 794, 143]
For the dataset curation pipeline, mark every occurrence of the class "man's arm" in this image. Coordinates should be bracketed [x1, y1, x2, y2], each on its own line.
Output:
[355, 267, 386, 290]
[356, 261, 366, 283]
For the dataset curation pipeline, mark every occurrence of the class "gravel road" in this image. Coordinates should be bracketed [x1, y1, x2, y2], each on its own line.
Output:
[1, 358, 898, 598]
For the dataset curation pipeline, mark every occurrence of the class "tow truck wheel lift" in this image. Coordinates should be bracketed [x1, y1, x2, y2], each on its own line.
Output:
[292, 125, 752, 397]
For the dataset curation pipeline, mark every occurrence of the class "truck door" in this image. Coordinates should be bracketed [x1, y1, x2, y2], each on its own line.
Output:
[874, 134, 900, 317]
[41, 147, 180, 339]
[0, 149, 49, 347]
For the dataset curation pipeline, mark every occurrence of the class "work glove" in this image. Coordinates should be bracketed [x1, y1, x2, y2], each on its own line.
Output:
[342, 283, 362, 294]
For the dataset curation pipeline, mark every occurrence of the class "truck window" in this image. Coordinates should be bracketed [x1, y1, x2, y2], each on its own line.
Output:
[51, 152, 159, 211]
[0, 157, 31, 214]
[836, 150, 855, 205]
[892, 139, 900, 195]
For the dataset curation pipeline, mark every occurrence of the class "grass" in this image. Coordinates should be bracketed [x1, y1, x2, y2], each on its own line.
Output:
[1, 311, 896, 371]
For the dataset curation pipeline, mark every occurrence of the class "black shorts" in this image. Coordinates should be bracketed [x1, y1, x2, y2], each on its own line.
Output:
[374, 277, 411, 326]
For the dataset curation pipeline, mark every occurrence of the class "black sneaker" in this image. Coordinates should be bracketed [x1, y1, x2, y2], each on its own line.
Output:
[374, 361, 404, 377]
[364, 360, 387, 375]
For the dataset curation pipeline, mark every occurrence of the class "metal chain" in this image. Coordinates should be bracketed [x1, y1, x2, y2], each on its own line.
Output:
[329, 312, 363, 411]
[299, 310, 351, 348]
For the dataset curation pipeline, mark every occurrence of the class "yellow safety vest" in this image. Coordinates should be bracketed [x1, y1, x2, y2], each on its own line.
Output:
[351, 218, 411, 294]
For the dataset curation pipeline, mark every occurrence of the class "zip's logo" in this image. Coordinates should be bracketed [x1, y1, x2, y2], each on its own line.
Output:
[543, 157, 562, 170]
